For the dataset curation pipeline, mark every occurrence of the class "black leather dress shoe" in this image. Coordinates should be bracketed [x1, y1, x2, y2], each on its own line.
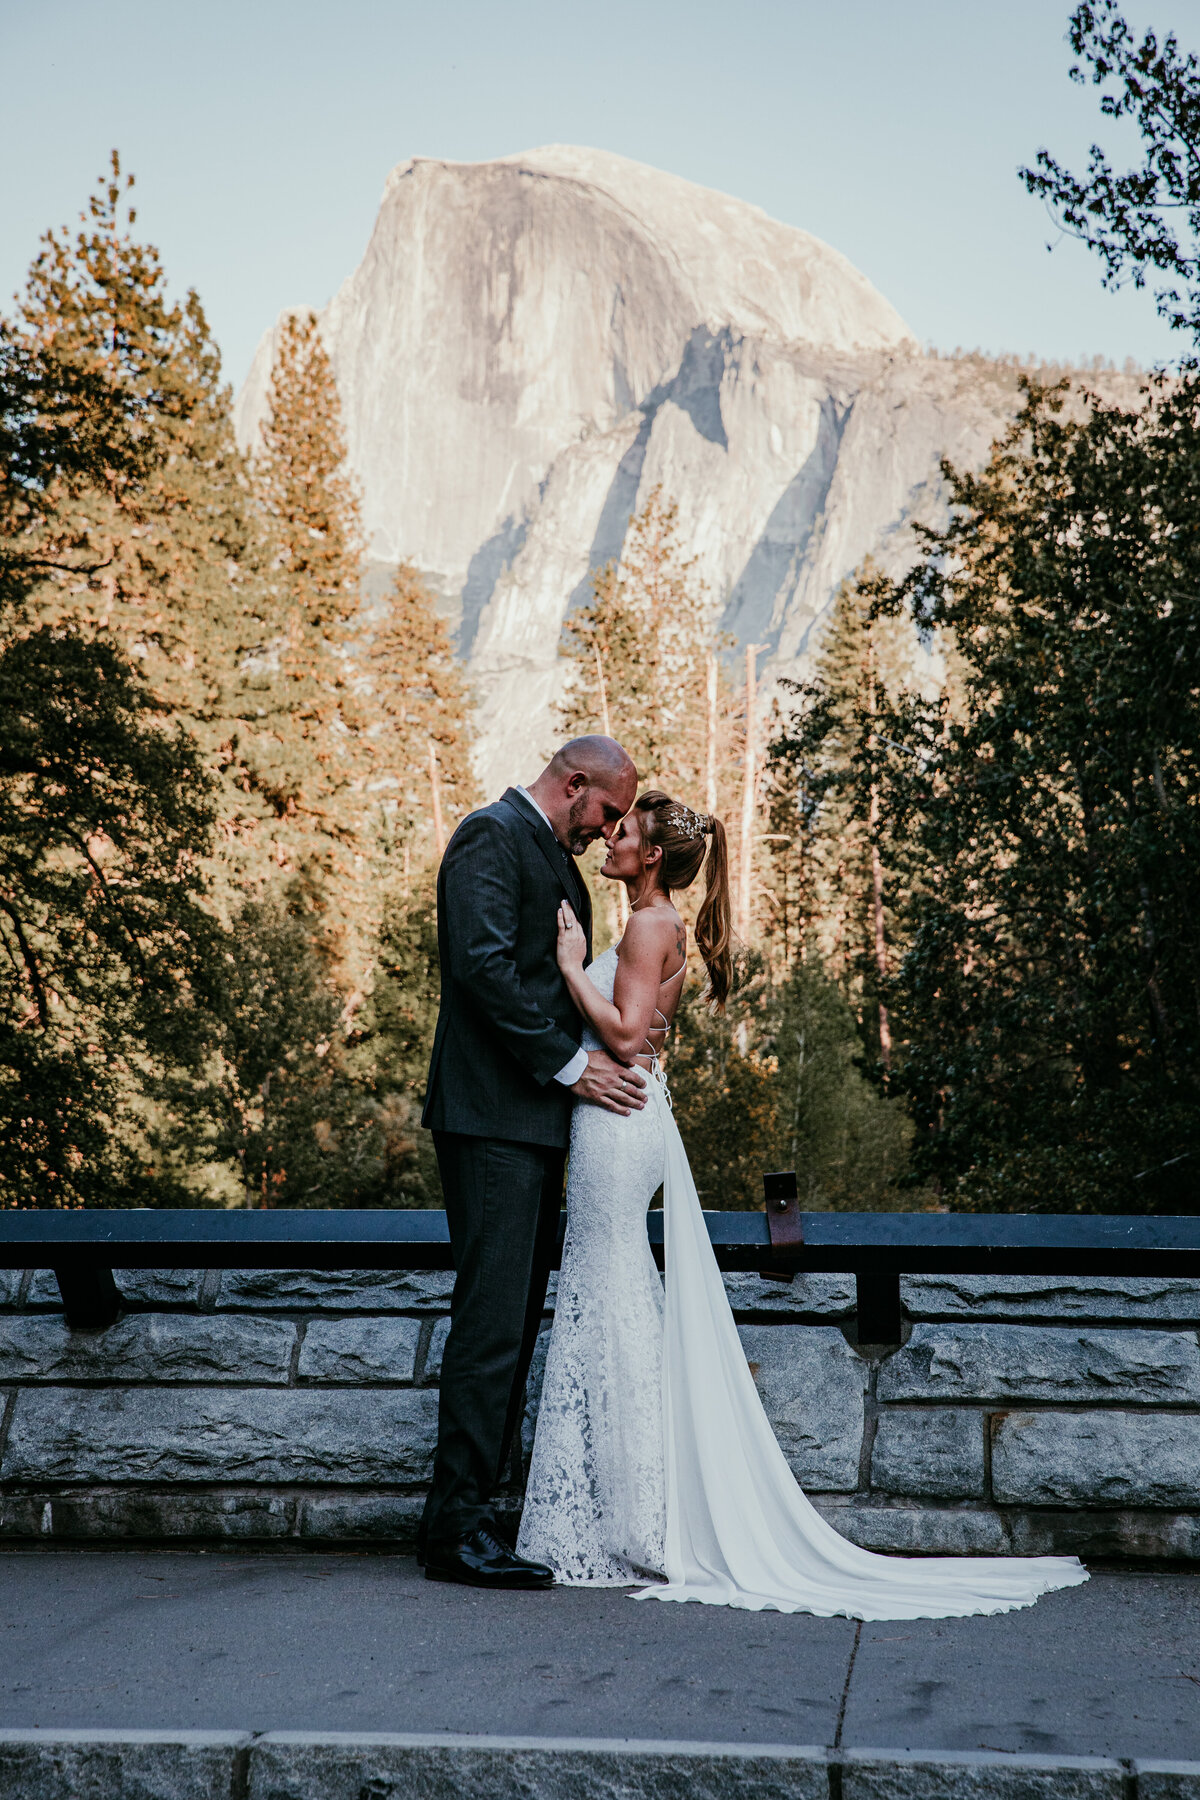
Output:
[423, 1527, 554, 1589]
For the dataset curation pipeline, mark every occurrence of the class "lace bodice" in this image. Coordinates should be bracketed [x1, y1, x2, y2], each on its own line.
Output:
[578, 945, 617, 1049]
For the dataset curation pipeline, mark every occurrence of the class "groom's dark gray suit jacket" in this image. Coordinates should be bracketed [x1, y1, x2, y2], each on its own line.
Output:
[422, 787, 594, 1150]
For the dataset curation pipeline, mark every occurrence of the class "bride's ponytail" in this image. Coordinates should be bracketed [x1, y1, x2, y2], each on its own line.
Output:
[694, 815, 732, 1010]
[633, 791, 732, 1012]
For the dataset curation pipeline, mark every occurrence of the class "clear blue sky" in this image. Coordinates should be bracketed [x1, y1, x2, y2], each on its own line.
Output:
[3, 0, 1195, 388]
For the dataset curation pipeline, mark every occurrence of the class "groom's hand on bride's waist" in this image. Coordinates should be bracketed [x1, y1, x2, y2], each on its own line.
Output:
[570, 1050, 648, 1114]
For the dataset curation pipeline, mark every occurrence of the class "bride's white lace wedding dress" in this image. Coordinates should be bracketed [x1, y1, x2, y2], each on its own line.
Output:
[517, 944, 1089, 1618]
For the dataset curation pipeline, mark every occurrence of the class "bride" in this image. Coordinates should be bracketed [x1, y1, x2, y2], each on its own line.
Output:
[516, 790, 1088, 1618]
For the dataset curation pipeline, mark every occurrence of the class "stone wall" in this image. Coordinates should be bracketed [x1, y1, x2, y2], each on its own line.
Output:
[2, 1261, 1199, 1558]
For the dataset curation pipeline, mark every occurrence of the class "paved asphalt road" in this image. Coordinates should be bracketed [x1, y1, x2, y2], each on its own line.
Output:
[1, 1552, 1198, 1761]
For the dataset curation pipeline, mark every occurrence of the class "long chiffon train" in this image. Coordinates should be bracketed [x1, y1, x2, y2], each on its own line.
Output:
[632, 1086, 1089, 1618]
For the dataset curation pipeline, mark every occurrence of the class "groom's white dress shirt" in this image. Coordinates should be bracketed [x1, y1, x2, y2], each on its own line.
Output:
[517, 785, 589, 1089]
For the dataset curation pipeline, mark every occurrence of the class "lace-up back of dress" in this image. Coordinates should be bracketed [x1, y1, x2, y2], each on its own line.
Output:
[579, 946, 685, 1071]
[640, 957, 686, 1070]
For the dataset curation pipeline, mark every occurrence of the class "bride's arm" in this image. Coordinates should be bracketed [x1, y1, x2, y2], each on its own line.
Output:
[556, 903, 677, 1062]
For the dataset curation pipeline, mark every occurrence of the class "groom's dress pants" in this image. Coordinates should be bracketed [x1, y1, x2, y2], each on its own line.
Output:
[420, 1131, 566, 1549]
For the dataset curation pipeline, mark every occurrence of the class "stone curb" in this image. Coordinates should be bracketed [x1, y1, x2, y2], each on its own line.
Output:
[0, 1730, 252, 1800]
[2, 1732, 1197, 1798]
[839, 1746, 1124, 1797]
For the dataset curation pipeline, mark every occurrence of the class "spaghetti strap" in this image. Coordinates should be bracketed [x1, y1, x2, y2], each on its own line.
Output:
[660, 961, 687, 986]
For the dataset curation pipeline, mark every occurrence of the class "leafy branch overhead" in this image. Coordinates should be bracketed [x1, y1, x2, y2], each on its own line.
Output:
[1022, 0, 1200, 340]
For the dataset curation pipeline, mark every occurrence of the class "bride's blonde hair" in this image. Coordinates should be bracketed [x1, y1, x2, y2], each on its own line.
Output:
[632, 790, 732, 1010]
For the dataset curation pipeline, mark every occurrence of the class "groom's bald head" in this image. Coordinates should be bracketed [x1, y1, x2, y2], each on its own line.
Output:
[528, 736, 638, 855]
[547, 736, 637, 788]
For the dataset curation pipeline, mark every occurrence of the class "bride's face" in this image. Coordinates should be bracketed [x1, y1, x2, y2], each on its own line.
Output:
[601, 812, 652, 884]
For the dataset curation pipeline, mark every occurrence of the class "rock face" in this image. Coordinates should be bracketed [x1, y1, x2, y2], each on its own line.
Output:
[235, 147, 1046, 785]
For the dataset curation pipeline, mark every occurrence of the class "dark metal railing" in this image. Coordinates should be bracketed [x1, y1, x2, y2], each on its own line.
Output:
[2, 1175, 1198, 1345]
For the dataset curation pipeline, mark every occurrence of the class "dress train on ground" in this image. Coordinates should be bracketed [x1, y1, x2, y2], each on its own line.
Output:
[633, 1084, 1088, 1618]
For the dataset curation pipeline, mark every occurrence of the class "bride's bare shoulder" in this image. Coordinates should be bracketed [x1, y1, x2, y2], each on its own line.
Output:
[620, 905, 686, 968]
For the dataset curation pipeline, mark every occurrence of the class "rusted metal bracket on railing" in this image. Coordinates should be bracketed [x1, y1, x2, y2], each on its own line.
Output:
[759, 1169, 803, 1281]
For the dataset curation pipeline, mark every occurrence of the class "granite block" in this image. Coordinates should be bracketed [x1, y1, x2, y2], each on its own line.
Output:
[870, 1408, 986, 1499]
[247, 1734, 829, 1800]
[813, 1500, 1011, 1555]
[878, 1323, 1200, 1405]
[723, 1272, 856, 1317]
[0, 1730, 249, 1800]
[1006, 1508, 1200, 1560]
[0, 1270, 25, 1308]
[1135, 1763, 1200, 1800]
[901, 1273, 1200, 1324]
[992, 1410, 1200, 1506]
[215, 1268, 455, 1310]
[0, 1314, 294, 1383]
[34, 1490, 295, 1541]
[422, 1315, 450, 1383]
[297, 1317, 421, 1383]
[2, 1386, 439, 1485]
[839, 1747, 1124, 1799]
[737, 1324, 868, 1490]
[299, 1493, 425, 1544]
[28, 1269, 203, 1308]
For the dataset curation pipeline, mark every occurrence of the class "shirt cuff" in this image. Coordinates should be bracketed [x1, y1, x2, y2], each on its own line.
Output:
[554, 1047, 589, 1087]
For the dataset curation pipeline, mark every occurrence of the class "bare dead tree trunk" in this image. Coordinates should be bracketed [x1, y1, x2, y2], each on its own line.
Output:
[705, 650, 718, 818]
[866, 639, 891, 1071]
[595, 641, 628, 930]
[737, 644, 760, 943]
[428, 741, 446, 859]
[594, 642, 612, 737]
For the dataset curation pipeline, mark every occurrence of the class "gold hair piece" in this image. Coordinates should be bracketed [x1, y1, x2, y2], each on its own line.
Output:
[665, 804, 710, 840]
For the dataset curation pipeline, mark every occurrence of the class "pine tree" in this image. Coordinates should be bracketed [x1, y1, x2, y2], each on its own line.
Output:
[561, 489, 718, 782]
[249, 308, 376, 977]
[769, 562, 922, 1065]
[15, 156, 278, 873]
[560, 488, 744, 933]
[876, 377, 1200, 1212]
[0, 154, 242, 1206]
[366, 560, 475, 859]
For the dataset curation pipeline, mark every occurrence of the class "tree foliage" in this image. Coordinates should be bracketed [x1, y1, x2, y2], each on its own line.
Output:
[247, 308, 379, 978]
[11, 157, 277, 836]
[157, 887, 427, 1208]
[1022, 1, 1200, 342]
[0, 156, 234, 1207]
[868, 377, 1200, 1211]
[560, 487, 731, 795]
[670, 954, 916, 1211]
[768, 565, 927, 1066]
[0, 628, 220, 1206]
[367, 560, 476, 856]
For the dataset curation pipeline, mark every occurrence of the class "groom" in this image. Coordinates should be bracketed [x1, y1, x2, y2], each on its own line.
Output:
[418, 735, 644, 1587]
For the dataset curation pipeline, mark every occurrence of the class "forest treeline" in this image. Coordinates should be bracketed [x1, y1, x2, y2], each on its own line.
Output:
[4, 2, 1200, 1213]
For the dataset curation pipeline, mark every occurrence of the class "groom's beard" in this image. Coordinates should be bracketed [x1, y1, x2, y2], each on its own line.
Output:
[565, 796, 596, 856]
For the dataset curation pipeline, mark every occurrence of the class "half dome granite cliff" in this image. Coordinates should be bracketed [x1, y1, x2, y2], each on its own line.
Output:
[236, 147, 1101, 786]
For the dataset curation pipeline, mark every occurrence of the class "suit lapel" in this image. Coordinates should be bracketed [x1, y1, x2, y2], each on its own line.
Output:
[501, 788, 594, 956]
[501, 789, 578, 903]
[570, 860, 593, 949]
